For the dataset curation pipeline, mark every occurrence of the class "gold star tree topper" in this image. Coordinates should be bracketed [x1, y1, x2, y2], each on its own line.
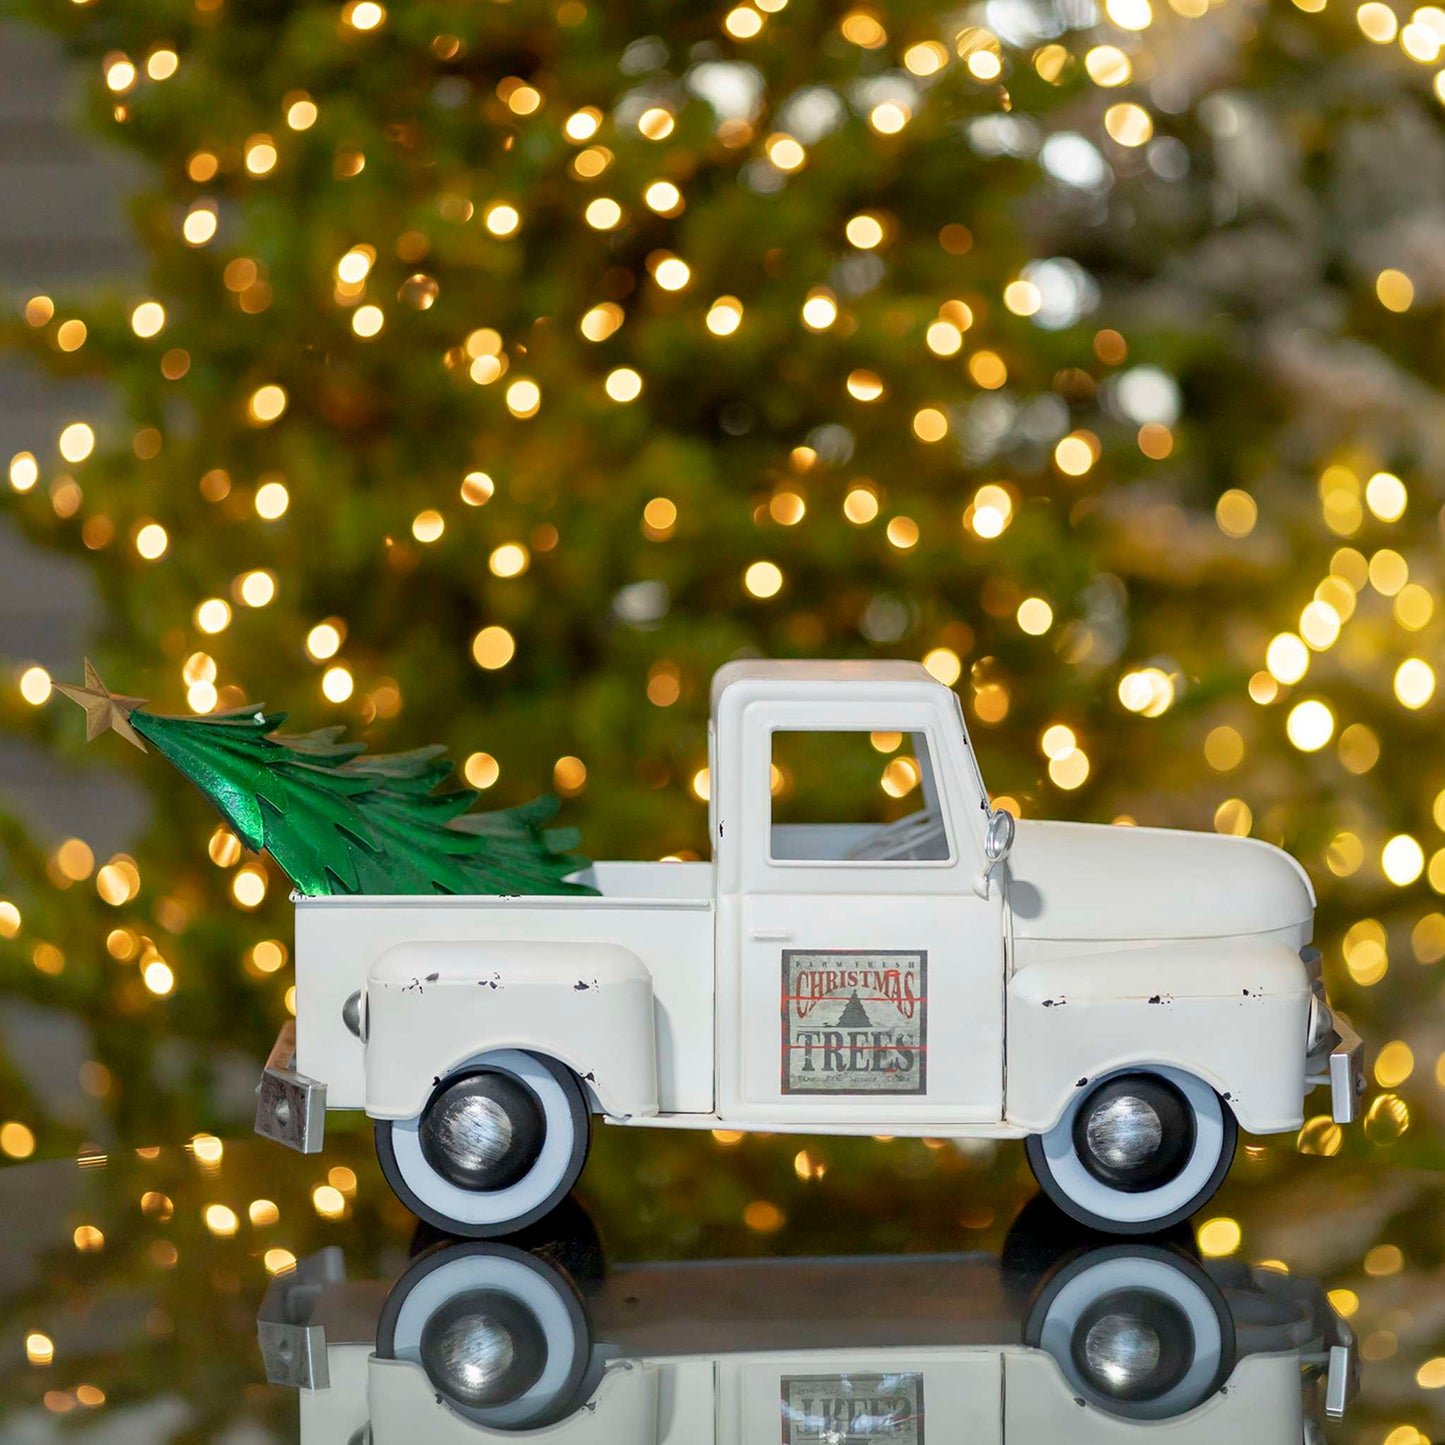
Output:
[53, 659, 149, 752]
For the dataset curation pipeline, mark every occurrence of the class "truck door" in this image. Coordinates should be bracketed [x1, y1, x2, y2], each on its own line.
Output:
[728, 697, 1005, 1127]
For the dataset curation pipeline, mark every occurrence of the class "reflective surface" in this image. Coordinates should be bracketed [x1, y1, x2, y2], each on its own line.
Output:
[0, 1126, 1440, 1441]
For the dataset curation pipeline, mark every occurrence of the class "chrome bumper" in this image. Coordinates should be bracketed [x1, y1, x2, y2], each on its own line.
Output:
[256, 1245, 344, 1389]
[254, 1019, 327, 1153]
[1306, 1012, 1365, 1125]
[1324, 1334, 1359, 1419]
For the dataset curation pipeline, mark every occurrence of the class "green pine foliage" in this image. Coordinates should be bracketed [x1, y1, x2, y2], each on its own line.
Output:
[129, 705, 595, 896]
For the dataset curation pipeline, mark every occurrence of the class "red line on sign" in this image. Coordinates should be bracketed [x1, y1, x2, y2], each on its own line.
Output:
[781, 995, 929, 1003]
[782, 1043, 929, 1052]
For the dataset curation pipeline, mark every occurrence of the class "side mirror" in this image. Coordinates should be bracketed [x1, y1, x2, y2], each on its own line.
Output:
[984, 807, 1015, 880]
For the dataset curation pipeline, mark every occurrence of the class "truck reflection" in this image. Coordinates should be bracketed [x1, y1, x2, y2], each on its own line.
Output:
[259, 1202, 1356, 1443]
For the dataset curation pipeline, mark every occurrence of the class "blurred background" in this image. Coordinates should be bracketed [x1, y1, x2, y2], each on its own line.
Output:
[1, 0, 1444, 1287]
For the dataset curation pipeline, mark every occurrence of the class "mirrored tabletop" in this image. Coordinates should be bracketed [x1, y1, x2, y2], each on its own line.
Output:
[0, 1126, 1436, 1443]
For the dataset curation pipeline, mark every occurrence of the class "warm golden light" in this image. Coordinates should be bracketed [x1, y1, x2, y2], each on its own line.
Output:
[130, 301, 166, 338]
[254, 480, 289, 519]
[351, 304, 384, 338]
[489, 542, 530, 577]
[922, 648, 962, 685]
[724, 5, 764, 38]
[505, 379, 541, 417]
[483, 203, 521, 238]
[801, 289, 839, 330]
[1, 1121, 36, 1158]
[461, 471, 495, 506]
[19, 666, 51, 704]
[239, 569, 278, 607]
[9, 451, 39, 492]
[231, 865, 268, 908]
[744, 560, 783, 598]
[1285, 699, 1334, 751]
[244, 135, 278, 176]
[583, 196, 623, 231]
[605, 367, 643, 401]
[564, 107, 602, 142]
[1017, 597, 1054, 635]
[1395, 657, 1436, 708]
[134, 522, 169, 561]
[580, 302, 624, 341]
[912, 407, 948, 442]
[1085, 45, 1133, 85]
[706, 296, 744, 335]
[59, 422, 95, 463]
[472, 626, 516, 670]
[143, 958, 175, 996]
[204, 1203, 240, 1237]
[644, 180, 684, 214]
[637, 106, 675, 139]
[464, 752, 500, 788]
[287, 96, 318, 130]
[652, 255, 692, 291]
[248, 385, 288, 424]
[845, 213, 885, 249]
[1196, 1217, 1241, 1257]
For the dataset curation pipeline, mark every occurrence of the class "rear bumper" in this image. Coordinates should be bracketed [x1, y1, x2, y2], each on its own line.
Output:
[255, 1019, 327, 1153]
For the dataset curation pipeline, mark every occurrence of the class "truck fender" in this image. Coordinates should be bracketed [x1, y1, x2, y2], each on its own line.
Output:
[364, 940, 659, 1123]
[1006, 936, 1311, 1136]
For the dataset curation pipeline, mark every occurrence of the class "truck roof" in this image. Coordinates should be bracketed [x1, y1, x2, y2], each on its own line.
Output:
[710, 658, 935, 713]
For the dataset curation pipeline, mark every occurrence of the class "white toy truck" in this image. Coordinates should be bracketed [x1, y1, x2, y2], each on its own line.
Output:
[256, 659, 1365, 1236]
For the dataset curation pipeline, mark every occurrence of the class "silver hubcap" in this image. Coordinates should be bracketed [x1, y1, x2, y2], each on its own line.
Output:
[434, 1095, 515, 1176]
[418, 1291, 547, 1408]
[419, 1071, 545, 1192]
[1083, 1312, 1163, 1393]
[1085, 1094, 1163, 1170]
[429, 1311, 517, 1402]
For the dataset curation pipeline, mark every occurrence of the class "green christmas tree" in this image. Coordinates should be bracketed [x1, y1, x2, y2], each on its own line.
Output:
[53, 660, 593, 896]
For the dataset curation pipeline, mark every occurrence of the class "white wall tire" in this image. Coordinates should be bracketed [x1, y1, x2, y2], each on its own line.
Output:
[376, 1050, 590, 1238]
[1025, 1068, 1237, 1234]
[1024, 1244, 1236, 1420]
[377, 1240, 592, 1430]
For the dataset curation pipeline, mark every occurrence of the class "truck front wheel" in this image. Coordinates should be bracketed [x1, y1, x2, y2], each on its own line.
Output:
[1025, 1068, 1237, 1235]
[376, 1050, 591, 1237]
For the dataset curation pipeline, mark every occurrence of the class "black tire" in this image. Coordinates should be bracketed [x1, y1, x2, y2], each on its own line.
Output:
[376, 1051, 591, 1238]
[1025, 1070, 1237, 1236]
[378, 1239, 593, 1430]
[1024, 1243, 1236, 1421]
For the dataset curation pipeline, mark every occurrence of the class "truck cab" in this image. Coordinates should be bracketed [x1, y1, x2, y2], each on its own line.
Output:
[259, 659, 1365, 1239]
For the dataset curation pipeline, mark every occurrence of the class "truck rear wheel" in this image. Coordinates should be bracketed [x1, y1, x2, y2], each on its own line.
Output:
[376, 1050, 591, 1237]
[1025, 1068, 1236, 1235]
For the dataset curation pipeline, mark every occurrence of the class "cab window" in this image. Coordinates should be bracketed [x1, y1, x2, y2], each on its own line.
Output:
[769, 729, 952, 862]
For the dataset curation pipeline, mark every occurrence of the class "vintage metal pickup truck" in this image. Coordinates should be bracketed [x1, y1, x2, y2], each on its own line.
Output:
[260, 1232, 1357, 1439]
[257, 659, 1365, 1236]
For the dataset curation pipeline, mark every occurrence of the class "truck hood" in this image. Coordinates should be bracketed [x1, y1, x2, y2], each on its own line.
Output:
[1006, 819, 1315, 943]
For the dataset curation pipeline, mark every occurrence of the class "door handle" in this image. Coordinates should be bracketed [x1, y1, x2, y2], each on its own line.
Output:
[751, 930, 794, 942]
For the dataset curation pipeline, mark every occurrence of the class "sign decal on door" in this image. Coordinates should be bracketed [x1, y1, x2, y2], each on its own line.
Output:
[781, 949, 926, 1095]
[781, 1372, 924, 1445]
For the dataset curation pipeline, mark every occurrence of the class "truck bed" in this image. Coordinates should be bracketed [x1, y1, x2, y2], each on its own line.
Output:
[293, 861, 716, 1117]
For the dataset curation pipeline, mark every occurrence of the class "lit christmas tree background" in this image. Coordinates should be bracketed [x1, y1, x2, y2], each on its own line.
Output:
[2, 0, 1445, 1358]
